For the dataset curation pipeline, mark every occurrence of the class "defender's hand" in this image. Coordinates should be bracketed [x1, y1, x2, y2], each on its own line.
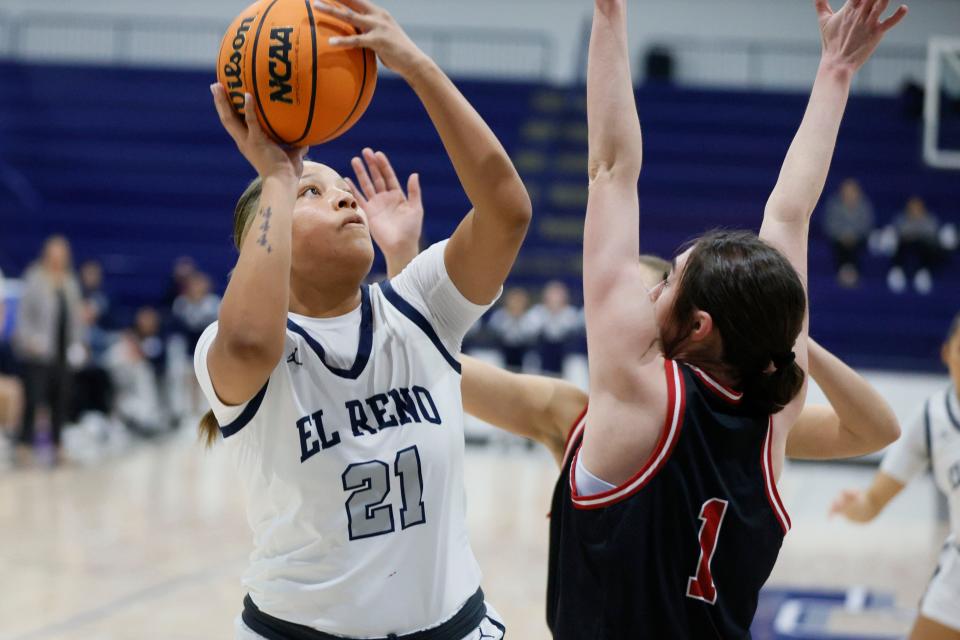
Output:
[313, 0, 427, 78]
[349, 148, 423, 263]
[815, 0, 908, 73]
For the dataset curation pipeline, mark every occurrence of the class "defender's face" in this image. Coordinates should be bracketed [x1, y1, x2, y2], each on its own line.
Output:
[291, 162, 374, 278]
[650, 247, 692, 336]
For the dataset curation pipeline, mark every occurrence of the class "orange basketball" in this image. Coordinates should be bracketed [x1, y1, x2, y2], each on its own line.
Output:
[217, 0, 377, 147]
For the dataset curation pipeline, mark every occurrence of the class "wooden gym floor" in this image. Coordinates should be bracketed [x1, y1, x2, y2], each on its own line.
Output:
[0, 426, 946, 640]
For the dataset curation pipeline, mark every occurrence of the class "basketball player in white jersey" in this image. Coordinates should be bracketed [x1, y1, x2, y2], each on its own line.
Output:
[351, 149, 902, 470]
[200, 0, 530, 637]
[832, 313, 960, 640]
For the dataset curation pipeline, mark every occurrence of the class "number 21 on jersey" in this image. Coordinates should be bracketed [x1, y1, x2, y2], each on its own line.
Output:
[341, 445, 427, 541]
[686, 498, 728, 604]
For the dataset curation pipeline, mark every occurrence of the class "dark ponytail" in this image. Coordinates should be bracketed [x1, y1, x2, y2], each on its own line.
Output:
[740, 356, 805, 416]
[661, 230, 806, 415]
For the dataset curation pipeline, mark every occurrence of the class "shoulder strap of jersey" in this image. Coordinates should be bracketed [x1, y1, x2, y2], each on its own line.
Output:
[378, 280, 461, 374]
[570, 358, 686, 510]
[760, 417, 791, 534]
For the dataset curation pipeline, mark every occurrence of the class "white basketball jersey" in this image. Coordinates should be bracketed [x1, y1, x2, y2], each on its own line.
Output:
[195, 242, 493, 637]
[882, 386, 960, 538]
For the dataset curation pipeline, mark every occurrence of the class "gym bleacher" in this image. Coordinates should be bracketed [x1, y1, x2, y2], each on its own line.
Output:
[0, 60, 955, 371]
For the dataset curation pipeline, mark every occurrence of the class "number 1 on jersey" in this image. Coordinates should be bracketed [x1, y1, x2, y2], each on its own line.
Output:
[686, 498, 728, 605]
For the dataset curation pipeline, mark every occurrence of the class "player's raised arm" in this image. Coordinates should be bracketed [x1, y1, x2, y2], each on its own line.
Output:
[206, 89, 307, 406]
[316, 0, 531, 305]
[787, 339, 900, 459]
[759, 0, 907, 421]
[582, 0, 663, 424]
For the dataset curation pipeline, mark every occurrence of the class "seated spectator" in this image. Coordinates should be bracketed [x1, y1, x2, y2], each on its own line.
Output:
[526, 281, 582, 377]
[69, 299, 113, 426]
[172, 272, 220, 356]
[172, 272, 220, 415]
[822, 178, 874, 287]
[887, 196, 945, 295]
[163, 256, 197, 309]
[487, 287, 536, 372]
[134, 307, 166, 380]
[79, 259, 110, 328]
[106, 313, 170, 435]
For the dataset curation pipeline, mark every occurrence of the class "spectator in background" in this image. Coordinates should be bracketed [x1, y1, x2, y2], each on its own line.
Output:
[79, 259, 110, 328]
[69, 298, 113, 429]
[134, 307, 166, 381]
[172, 272, 220, 356]
[527, 280, 582, 377]
[0, 267, 24, 454]
[13, 236, 86, 464]
[822, 178, 874, 287]
[887, 196, 944, 295]
[487, 287, 536, 372]
[163, 256, 197, 309]
[106, 307, 169, 435]
[172, 272, 220, 416]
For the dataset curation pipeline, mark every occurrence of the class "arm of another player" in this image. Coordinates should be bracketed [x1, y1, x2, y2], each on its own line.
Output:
[358, 153, 589, 464]
[786, 338, 900, 460]
[206, 88, 307, 405]
[316, 0, 532, 305]
[759, 0, 907, 425]
[461, 356, 588, 465]
[580, 0, 666, 482]
[830, 399, 928, 522]
[829, 471, 905, 522]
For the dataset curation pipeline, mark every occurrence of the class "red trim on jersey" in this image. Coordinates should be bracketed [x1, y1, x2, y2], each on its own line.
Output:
[686, 364, 743, 405]
[570, 359, 686, 510]
[561, 404, 588, 470]
[761, 418, 791, 534]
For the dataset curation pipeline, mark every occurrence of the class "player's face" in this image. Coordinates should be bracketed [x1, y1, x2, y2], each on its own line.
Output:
[650, 247, 691, 338]
[291, 161, 374, 279]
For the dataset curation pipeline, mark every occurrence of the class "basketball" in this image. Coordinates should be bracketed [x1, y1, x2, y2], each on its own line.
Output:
[216, 0, 377, 147]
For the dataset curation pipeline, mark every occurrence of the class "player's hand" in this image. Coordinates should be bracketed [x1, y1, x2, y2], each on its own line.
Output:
[210, 85, 308, 181]
[815, 0, 908, 72]
[349, 148, 423, 261]
[828, 488, 877, 522]
[313, 0, 427, 78]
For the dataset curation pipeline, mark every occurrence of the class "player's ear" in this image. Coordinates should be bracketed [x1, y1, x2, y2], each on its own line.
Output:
[689, 310, 713, 343]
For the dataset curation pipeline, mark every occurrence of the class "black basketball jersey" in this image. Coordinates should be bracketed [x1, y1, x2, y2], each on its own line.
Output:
[546, 359, 790, 639]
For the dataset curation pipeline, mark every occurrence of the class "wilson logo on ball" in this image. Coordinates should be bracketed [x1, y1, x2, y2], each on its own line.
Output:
[223, 14, 257, 112]
[268, 27, 295, 104]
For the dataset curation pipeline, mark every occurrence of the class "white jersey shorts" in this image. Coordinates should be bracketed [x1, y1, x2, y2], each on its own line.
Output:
[920, 536, 960, 631]
[234, 602, 506, 640]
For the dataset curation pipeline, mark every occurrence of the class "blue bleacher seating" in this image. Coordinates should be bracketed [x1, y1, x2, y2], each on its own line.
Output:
[0, 61, 955, 371]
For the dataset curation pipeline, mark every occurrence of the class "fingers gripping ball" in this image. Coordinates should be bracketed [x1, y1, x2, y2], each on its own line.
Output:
[217, 0, 377, 146]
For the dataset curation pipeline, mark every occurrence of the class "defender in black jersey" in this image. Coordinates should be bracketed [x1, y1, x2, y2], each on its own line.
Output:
[547, 360, 790, 638]
[561, 0, 906, 638]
